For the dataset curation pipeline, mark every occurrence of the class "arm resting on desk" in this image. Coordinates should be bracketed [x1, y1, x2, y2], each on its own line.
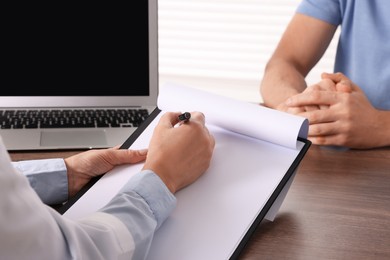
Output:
[2, 145, 176, 260]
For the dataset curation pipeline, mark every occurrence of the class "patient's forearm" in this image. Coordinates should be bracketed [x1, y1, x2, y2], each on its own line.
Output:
[260, 59, 307, 108]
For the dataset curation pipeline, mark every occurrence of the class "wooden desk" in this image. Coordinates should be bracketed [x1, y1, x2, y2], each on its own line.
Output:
[239, 145, 390, 260]
[9, 145, 390, 260]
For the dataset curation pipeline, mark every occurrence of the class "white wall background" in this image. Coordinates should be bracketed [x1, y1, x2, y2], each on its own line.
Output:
[158, 0, 340, 103]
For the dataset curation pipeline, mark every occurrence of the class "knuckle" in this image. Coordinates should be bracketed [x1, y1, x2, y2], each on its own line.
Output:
[308, 111, 320, 123]
[309, 90, 321, 101]
[312, 136, 326, 145]
[310, 125, 322, 136]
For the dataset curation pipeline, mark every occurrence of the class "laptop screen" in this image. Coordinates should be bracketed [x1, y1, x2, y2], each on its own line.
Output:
[2, 1, 157, 105]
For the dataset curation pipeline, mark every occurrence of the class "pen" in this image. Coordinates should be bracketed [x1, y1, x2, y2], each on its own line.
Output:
[178, 112, 191, 122]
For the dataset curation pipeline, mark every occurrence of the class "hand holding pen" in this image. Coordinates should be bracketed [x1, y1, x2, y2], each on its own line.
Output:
[142, 111, 215, 193]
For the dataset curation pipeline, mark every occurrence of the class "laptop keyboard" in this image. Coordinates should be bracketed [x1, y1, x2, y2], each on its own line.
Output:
[0, 109, 150, 129]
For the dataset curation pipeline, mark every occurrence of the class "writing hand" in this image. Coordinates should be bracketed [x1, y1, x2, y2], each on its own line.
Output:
[143, 111, 215, 194]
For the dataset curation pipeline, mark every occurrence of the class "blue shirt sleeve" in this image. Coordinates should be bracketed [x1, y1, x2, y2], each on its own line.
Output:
[296, 0, 342, 26]
[295, 0, 390, 110]
[99, 170, 177, 260]
[9, 153, 177, 259]
[12, 159, 68, 205]
[1, 142, 170, 259]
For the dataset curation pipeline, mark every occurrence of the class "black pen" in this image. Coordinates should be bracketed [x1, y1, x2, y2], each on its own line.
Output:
[178, 112, 191, 122]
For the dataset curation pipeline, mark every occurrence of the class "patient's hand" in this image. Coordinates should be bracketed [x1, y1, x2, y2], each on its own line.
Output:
[285, 72, 382, 149]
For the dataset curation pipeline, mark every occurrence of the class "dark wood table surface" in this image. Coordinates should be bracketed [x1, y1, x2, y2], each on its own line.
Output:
[9, 145, 390, 260]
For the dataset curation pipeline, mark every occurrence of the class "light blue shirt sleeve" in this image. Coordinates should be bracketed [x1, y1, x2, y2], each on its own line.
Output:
[4, 148, 176, 259]
[3, 123, 176, 259]
[296, 0, 341, 26]
[99, 170, 177, 260]
[12, 158, 68, 205]
[296, 0, 390, 110]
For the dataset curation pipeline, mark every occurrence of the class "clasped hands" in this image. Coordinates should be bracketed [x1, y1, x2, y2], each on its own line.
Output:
[278, 72, 380, 149]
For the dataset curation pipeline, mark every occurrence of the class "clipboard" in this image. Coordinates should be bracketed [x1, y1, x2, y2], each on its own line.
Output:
[59, 83, 311, 260]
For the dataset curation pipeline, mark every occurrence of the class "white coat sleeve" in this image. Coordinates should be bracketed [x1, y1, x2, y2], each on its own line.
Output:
[0, 136, 176, 260]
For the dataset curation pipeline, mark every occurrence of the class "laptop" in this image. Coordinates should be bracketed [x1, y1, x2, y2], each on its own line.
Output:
[1, 1, 158, 151]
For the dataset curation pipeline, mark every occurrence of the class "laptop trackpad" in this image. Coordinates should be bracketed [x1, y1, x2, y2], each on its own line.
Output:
[41, 130, 107, 147]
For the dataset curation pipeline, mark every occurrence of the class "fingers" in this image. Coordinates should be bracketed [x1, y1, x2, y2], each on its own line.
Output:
[285, 106, 307, 114]
[307, 121, 341, 136]
[189, 111, 206, 126]
[308, 134, 348, 147]
[186, 112, 215, 147]
[155, 111, 213, 150]
[109, 145, 121, 150]
[336, 82, 353, 93]
[283, 80, 336, 110]
[158, 112, 183, 128]
[322, 72, 353, 92]
[101, 148, 148, 165]
[310, 78, 337, 92]
[143, 110, 214, 193]
[296, 106, 339, 125]
[277, 99, 306, 114]
[283, 73, 358, 110]
[286, 89, 339, 107]
[304, 105, 321, 112]
[158, 111, 208, 130]
[124, 149, 148, 163]
[304, 118, 346, 146]
[322, 72, 347, 82]
[158, 111, 207, 128]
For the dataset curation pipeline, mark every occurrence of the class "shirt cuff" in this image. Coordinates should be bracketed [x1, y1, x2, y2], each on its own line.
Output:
[119, 170, 177, 229]
[12, 158, 68, 205]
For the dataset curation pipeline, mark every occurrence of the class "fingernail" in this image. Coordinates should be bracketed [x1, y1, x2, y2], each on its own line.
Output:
[139, 149, 148, 156]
